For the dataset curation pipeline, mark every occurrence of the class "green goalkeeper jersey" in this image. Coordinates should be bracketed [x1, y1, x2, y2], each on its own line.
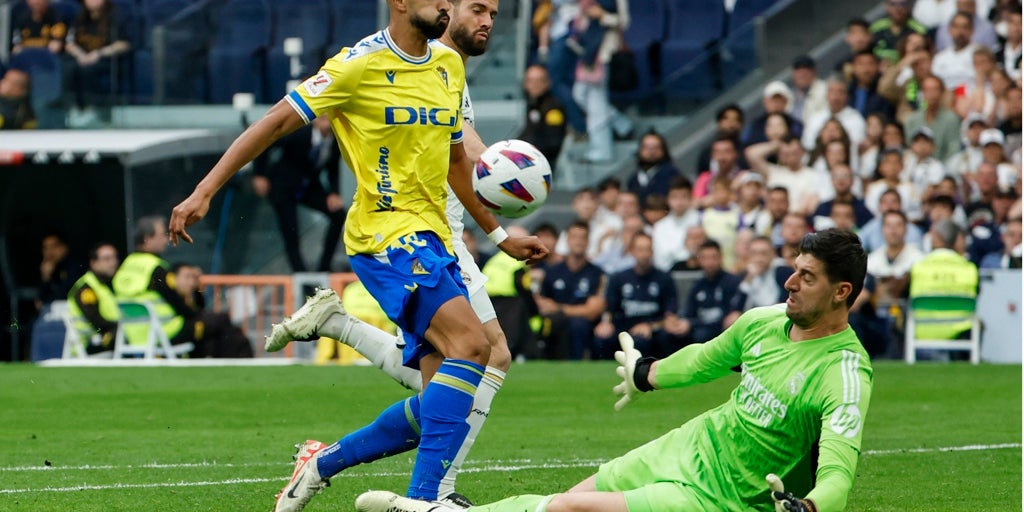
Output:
[654, 304, 873, 511]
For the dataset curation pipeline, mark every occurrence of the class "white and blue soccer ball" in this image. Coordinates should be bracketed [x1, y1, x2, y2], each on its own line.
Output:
[473, 139, 552, 219]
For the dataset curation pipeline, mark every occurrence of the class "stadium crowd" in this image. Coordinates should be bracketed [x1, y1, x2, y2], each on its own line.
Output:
[6, 0, 1023, 363]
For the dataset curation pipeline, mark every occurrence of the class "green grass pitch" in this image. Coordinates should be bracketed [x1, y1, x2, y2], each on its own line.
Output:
[1, 361, 1020, 511]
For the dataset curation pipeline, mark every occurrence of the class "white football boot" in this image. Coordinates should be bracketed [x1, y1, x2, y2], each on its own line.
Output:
[272, 440, 330, 512]
[265, 288, 346, 352]
[355, 491, 462, 512]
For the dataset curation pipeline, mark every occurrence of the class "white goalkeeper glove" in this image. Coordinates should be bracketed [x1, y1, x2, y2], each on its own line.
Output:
[612, 332, 655, 411]
[766, 474, 817, 512]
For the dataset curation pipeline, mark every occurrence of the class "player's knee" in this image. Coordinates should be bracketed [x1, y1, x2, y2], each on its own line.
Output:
[447, 335, 490, 365]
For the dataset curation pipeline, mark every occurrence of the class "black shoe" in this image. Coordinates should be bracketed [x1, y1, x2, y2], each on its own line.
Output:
[438, 492, 474, 509]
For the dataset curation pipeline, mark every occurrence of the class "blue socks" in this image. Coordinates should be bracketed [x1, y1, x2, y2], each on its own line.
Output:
[316, 395, 421, 478]
[408, 359, 484, 500]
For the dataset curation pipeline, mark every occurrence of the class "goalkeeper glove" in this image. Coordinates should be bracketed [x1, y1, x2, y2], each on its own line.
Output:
[766, 474, 817, 512]
[612, 332, 656, 411]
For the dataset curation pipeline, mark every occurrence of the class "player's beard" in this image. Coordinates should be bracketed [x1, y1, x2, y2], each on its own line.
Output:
[412, 10, 450, 40]
[450, 24, 489, 56]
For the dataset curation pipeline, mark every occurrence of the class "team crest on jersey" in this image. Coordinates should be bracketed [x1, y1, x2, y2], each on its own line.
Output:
[787, 371, 806, 395]
[436, 66, 448, 87]
[304, 70, 333, 97]
[460, 270, 472, 286]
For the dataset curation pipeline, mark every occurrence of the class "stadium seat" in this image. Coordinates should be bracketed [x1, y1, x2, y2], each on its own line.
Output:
[113, 300, 194, 359]
[610, 0, 665, 105]
[9, 48, 64, 128]
[50, 0, 81, 25]
[133, 0, 197, 103]
[904, 294, 981, 364]
[55, 300, 114, 360]
[327, 0, 379, 55]
[660, 0, 726, 100]
[719, 0, 778, 87]
[265, 0, 330, 100]
[206, 0, 272, 104]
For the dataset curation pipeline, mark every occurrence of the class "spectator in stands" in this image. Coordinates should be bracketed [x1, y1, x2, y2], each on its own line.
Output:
[829, 200, 860, 233]
[734, 171, 771, 234]
[652, 176, 699, 271]
[803, 77, 867, 151]
[0, 68, 36, 129]
[977, 128, 1018, 191]
[67, 242, 119, 355]
[980, 217, 1023, 267]
[112, 216, 254, 358]
[954, 47, 999, 119]
[808, 118, 857, 175]
[253, 113, 345, 273]
[37, 231, 85, 309]
[531, 222, 563, 276]
[517, 64, 566, 170]
[593, 232, 685, 358]
[642, 194, 669, 225]
[11, 0, 67, 55]
[741, 80, 803, 147]
[670, 225, 708, 272]
[912, 0, 959, 33]
[593, 214, 645, 275]
[947, 112, 989, 180]
[535, 220, 606, 359]
[765, 186, 790, 245]
[626, 130, 681, 207]
[62, 0, 131, 122]
[904, 127, 948, 201]
[790, 55, 828, 126]
[935, 0, 999, 52]
[675, 240, 745, 344]
[848, 50, 896, 119]
[867, 210, 924, 305]
[861, 187, 926, 251]
[696, 104, 745, 175]
[866, 148, 920, 218]
[995, 9, 1021, 80]
[592, 189, 638, 259]
[701, 176, 742, 270]
[903, 75, 963, 161]
[996, 86, 1022, 155]
[882, 118, 909, 150]
[870, 0, 927, 65]
[879, 37, 944, 121]
[570, 0, 634, 163]
[555, 187, 600, 256]
[812, 164, 873, 231]
[932, 12, 981, 92]
[838, 18, 874, 80]
[738, 235, 785, 310]
[694, 135, 743, 207]
[746, 135, 821, 215]
[537, 0, 586, 137]
[857, 112, 886, 180]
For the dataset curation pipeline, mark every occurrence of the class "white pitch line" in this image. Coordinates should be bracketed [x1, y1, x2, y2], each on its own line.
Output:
[0, 443, 1019, 495]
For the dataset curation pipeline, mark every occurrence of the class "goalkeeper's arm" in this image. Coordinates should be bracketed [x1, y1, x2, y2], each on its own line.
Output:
[766, 474, 818, 512]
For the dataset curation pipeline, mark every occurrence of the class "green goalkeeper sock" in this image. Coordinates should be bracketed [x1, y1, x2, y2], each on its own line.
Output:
[470, 494, 554, 512]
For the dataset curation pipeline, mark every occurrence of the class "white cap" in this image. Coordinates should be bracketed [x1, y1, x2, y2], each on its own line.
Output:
[979, 128, 1006, 147]
[763, 80, 793, 104]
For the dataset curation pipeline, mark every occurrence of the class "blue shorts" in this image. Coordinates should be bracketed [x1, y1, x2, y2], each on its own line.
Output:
[349, 232, 469, 369]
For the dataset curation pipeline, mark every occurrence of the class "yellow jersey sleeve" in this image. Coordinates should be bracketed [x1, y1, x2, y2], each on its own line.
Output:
[286, 51, 368, 122]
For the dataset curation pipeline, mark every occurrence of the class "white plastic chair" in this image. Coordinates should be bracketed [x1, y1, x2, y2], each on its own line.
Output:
[112, 300, 194, 359]
[904, 294, 981, 364]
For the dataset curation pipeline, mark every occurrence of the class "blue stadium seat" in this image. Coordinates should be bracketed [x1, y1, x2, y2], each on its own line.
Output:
[10, 48, 64, 128]
[133, 0, 191, 103]
[719, 0, 779, 87]
[327, 0, 379, 55]
[610, 0, 665, 105]
[108, 0, 139, 99]
[659, 0, 726, 100]
[206, 0, 272, 104]
[265, 0, 330, 100]
[50, 0, 81, 25]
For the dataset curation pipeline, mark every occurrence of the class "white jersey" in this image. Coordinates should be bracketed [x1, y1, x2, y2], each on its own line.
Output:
[447, 83, 491, 300]
[446, 83, 474, 244]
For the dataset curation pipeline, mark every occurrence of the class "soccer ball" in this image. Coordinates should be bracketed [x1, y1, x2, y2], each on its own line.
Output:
[473, 139, 552, 218]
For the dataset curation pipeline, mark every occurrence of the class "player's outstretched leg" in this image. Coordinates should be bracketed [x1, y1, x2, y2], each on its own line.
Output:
[356, 490, 558, 512]
[265, 288, 421, 390]
[272, 440, 330, 512]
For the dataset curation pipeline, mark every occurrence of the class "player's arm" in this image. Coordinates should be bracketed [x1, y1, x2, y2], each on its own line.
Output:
[776, 352, 872, 511]
[170, 101, 307, 244]
[73, 286, 118, 334]
[461, 121, 488, 164]
[448, 143, 548, 263]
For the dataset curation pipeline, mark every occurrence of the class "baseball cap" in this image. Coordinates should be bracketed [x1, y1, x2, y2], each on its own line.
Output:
[912, 126, 935, 141]
[964, 112, 988, 128]
[763, 80, 793, 103]
[735, 171, 765, 187]
[792, 55, 816, 70]
[980, 128, 1006, 147]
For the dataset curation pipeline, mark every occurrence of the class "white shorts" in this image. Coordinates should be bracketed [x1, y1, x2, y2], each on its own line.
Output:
[453, 239, 497, 324]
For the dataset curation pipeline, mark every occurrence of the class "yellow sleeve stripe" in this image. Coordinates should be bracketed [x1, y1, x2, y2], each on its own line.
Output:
[432, 374, 479, 396]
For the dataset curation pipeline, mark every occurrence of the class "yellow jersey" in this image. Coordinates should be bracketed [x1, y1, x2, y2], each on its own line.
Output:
[286, 29, 465, 255]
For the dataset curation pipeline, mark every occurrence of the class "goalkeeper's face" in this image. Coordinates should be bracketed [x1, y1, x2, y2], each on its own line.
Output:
[783, 254, 844, 328]
[410, 0, 452, 40]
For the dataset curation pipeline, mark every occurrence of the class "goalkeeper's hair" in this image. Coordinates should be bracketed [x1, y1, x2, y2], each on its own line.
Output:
[798, 228, 867, 308]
